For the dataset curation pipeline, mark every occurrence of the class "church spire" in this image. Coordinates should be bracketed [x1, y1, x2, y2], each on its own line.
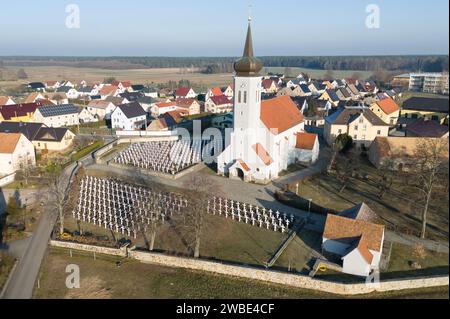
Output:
[234, 16, 263, 77]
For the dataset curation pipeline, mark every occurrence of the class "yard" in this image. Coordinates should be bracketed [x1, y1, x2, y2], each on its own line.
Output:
[0, 253, 15, 291]
[33, 248, 449, 299]
[292, 155, 449, 241]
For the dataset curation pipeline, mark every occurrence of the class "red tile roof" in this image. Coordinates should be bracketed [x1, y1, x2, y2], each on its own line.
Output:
[252, 143, 273, 166]
[260, 96, 304, 135]
[155, 101, 177, 109]
[0, 102, 49, 120]
[176, 98, 197, 108]
[0, 133, 22, 153]
[210, 87, 224, 97]
[262, 79, 275, 89]
[375, 98, 400, 115]
[323, 214, 385, 253]
[99, 86, 118, 96]
[296, 132, 318, 150]
[175, 87, 192, 97]
[210, 95, 232, 106]
[238, 160, 251, 172]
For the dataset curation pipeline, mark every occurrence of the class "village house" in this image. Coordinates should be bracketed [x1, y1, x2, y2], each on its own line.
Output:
[205, 95, 233, 114]
[175, 98, 201, 115]
[206, 87, 225, 100]
[56, 86, 79, 100]
[295, 132, 320, 164]
[111, 102, 147, 131]
[368, 136, 449, 171]
[136, 96, 156, 113]
[277, 86, 302, 97]
[322, 211, 385, 277]
[45, 81, 61, 90]
[33, 104, 80, 128]
[42, 92, 69, 105]
[25, 92, 45, 104]
[298, 84, 312, 97]
[175, 87, 197, 99]
[78, 86, 99, 97]
[152, 101, 178, 117]
[222, 85, 234, 98]
[60, 80, 75, 88]
[308, 82, 326, 96]
[99, 85, 120, 99]
[261, 79, 278, 94]
[324, 106, 390, 148]
[78, 108, 99, 124]
[335, 87, 352, 101]
[104, 96, 129, 107]
[111, 81, 132, 92]
[0, 132, 36, 176]
[370, 98, 401, 126]
[87, 100, 117, 120]
[405, 118, 449, 138]
[0, 101, 53, 122]
[0, 96, 15, 106]
[0, 122, 75, 152]
[141, 86, 159, 98]
[28, 82, 46, 92]
[401, 97, 449, 124]
[319, 89, 340, 107]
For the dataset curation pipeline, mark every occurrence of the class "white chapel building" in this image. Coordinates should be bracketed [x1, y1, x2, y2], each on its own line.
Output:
[217, 20, 318, 184]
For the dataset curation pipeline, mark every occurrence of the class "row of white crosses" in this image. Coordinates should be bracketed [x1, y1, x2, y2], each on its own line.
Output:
[112, 140, 208, 175]
[73, 176, 188, 239]
[207, 196, 294, 233]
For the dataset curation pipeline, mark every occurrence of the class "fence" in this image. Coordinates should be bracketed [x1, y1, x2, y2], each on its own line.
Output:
[0, 173, 16, 188]
[49, 240, 449, 296]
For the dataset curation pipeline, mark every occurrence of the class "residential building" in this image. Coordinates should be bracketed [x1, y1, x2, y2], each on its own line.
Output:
[175, 87, 197, 99]
[0, 122, 75, 151]
[56, 86, 79, 99]
[370, 98, 400, 126]
[0, 101, 52, 122]
[261, 79, 278, 94]
[206, 87, 225, 100]
[222, 85, 234, 98]
[401, 97, 449, 124]
[406, 72, 449, 94]
[406, 118, 449, 138]
[86, 100, 117, 120]
[324, 106, 390, 148]
[319, 89, 340, 107]
[0, 96, 15, 106]
[0, 132, 36, 176]
[152, 101, 178, 117]
[205, 95, 233, 114]
[111, 102, 147, 130]
[33, 104, 80, 127]
[369, 137, 449, 171]
[175, 98, 201, 115]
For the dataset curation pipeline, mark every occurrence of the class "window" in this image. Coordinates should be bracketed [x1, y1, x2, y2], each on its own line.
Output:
[355, 126, 359, 130]
[412, 114, 418, 119]
[432, 115, 439, 122]
[238, 91, 242, 103]
[377, 130, 381, 135]
[244, 91, 247, 103]
[338, 129, 342, 134]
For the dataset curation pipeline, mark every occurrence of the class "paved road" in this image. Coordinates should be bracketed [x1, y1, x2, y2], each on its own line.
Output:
[1, 163, 78, 299]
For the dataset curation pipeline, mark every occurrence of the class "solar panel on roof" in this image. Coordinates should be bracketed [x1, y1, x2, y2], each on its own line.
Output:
[38, 104, 79, 117]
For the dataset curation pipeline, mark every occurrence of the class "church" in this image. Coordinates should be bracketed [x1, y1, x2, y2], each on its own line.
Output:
[217, 19, 319, 184]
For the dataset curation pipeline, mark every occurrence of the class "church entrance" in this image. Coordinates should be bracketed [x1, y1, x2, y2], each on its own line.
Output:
[236, 168, 245, 181]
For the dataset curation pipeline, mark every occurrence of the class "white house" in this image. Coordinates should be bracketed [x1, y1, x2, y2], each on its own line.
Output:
[205, 95, 233, 114]
[222, 85, 234, 98]
[322, 212, 385, 278]
[217, 20, 316, 184]
[87, 100, 117, 120]
[78, 108, 99, 124]
[111, 102, 147, 131]
[0, 132, 36, 176]
[33, 104, 80, 128]
[0, 96, 16, 106]
[175, 87, 197, 99]
[295, 132, 320, 164]
[152, 101, 178, 117]
[57, 86, 79, 99]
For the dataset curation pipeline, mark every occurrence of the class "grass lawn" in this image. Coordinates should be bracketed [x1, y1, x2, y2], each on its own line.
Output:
[383, 243, 449, 279]
[0, 254, 15, 291]
[293, 156, 449, 241]
[71, 141, 104, 162]
[33, 248, 449, 299]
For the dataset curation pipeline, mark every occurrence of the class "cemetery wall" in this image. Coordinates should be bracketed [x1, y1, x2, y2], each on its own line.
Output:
[108, 162, 203, 180]
[50, 240, 127, 257]
[49, 240, 449, 295]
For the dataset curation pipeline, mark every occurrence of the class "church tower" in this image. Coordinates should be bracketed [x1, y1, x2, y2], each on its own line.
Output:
[233, 18, 263, 133]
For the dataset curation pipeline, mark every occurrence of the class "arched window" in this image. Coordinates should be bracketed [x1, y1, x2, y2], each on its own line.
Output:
[244, 91, 247, 103]
[238, 91, 242, 103]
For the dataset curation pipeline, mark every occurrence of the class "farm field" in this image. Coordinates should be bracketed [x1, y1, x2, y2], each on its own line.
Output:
[0, 66, 233, 90]
[263, 67, 374, 80]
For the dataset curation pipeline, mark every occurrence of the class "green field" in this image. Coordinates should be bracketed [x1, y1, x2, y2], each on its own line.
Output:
[33, 248, 449, 299]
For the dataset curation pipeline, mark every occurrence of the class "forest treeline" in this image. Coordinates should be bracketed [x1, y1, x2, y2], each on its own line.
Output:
[0, 55, 448, 73]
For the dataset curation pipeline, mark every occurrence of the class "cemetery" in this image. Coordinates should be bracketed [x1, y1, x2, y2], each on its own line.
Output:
[64, 174, 320, 271]
[111, 140, 209, 175]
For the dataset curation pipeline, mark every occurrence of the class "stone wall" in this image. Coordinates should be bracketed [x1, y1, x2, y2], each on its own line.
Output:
[49, 240, 449, 296]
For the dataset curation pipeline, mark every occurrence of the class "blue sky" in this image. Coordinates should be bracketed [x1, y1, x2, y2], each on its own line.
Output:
[0, 0, 448, 56]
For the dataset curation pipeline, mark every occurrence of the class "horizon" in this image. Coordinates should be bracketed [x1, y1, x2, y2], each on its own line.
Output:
[0, 0, 448, 56]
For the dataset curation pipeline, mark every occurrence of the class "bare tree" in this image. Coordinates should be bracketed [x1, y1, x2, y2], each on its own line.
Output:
[335, 154, 360, 193]
[181, 175, 219, 259]
[134, 192, 164, 251]
[412, 138, 449, 239]
[45, 164, 70, 235]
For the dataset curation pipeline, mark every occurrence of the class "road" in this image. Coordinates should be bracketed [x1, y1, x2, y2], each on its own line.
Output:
[1, 161, 80, 299]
